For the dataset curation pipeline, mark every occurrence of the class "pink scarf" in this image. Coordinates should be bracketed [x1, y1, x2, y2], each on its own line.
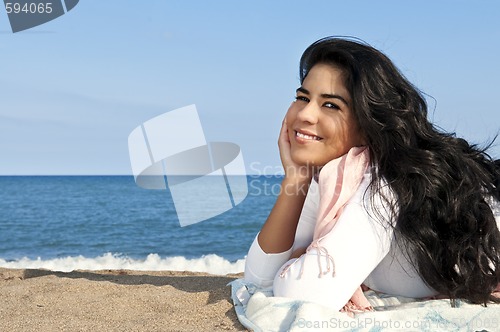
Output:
[312, 146, 372, 314]
[314, 146, 370, 240]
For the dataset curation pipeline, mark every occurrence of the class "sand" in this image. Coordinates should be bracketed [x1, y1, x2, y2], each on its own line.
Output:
[0, 268, 248, 331]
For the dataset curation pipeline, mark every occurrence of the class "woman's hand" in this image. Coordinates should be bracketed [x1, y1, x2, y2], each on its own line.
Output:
[290, 247, 307, 259]
[278, 117, 313, 184]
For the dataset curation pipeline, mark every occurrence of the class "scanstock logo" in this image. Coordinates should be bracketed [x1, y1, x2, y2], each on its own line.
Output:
[3, 0, 79, 33]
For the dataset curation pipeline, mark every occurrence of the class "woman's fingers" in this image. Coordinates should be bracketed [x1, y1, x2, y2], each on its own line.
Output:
[279, 118, 289, 145]
[278, 118, 292, 166]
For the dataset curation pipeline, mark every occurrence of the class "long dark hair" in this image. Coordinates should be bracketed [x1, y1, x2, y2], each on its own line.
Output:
[299, 36, 500, 305]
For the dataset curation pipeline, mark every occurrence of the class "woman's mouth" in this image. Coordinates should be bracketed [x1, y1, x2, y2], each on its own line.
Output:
[295, 130, 322, 141]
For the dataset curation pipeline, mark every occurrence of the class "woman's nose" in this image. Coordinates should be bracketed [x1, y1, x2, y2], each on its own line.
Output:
[296, 101, 319, 124]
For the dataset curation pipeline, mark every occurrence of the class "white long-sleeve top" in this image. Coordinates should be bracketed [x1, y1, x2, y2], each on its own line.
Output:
[244, 170, 500, 311]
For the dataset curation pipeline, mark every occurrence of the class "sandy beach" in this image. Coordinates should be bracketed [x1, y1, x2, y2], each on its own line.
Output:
[0, 268, 247, 331]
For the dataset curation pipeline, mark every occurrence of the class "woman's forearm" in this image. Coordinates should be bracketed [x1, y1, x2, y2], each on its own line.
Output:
[257, 177, 310, 253]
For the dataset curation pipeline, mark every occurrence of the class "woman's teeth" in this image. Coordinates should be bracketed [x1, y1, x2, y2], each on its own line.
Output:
[296, 131, 321, 140]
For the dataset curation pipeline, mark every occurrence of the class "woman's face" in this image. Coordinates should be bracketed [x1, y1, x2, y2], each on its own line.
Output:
[286, 63, 365, 167]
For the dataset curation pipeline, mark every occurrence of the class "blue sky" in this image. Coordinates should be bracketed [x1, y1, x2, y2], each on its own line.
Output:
[1, 1, 499, 175]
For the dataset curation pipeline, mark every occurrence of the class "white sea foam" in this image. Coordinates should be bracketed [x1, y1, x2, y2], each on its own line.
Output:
[0, 253, 246, 275]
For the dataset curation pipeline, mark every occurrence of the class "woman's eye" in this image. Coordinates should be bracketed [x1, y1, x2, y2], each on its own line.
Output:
[323, 102, 340, 110]
[295, 96, 309, 102]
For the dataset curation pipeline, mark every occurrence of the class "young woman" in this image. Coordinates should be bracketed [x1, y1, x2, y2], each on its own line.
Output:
[244, 37, 500, 312]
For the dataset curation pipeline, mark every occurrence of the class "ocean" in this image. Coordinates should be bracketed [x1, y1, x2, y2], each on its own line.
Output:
[0, 175, 282, 274]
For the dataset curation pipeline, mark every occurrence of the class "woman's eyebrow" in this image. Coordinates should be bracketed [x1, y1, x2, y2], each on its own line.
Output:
[296, 87, 310, 95]
[296, 86, 349, 106]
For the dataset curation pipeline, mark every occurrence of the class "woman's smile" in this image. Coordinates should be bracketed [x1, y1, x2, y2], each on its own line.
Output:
[294, 129, 323, 142]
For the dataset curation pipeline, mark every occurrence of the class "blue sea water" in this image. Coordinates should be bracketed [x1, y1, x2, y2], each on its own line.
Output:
[0, 175, 282, 273]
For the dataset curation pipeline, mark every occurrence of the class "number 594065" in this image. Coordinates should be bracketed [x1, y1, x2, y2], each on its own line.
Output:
[5, 2, 53, 14]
